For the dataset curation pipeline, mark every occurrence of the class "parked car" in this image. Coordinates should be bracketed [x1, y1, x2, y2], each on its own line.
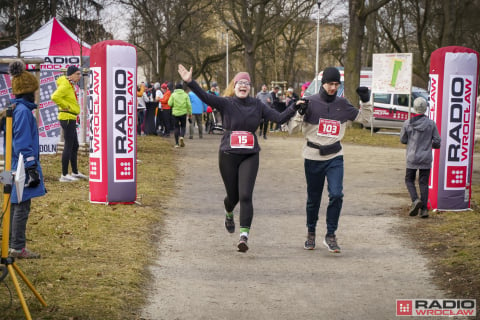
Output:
[365, 86, 428, 132]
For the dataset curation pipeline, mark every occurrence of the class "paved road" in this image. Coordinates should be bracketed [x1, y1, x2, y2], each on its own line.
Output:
[141, 133, 446, 320]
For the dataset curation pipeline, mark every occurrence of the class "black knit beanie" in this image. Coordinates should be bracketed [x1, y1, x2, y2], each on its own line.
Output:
[321, 67, 341, 84]
[67, 65, 80, 76]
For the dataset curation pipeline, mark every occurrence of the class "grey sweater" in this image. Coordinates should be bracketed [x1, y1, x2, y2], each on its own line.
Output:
[400, 115, 441, 169]
[288, 89, 373, 161]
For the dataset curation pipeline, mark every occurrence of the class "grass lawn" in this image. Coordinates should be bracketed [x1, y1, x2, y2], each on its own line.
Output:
[0, 136, 174, 319]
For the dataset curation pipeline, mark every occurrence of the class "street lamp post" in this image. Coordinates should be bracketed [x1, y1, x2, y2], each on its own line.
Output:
[226, 28, 229, 88]
[315, 0, 322, 92]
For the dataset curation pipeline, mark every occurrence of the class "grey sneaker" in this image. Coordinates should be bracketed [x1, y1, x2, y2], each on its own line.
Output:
[323, 234, 341, 253]
[9, 248, 41, 259]
[409, 199, 422, 216]
[237, 235, 249, 252]
[304, 232, 316, 250]
[419, 209, 429, 218]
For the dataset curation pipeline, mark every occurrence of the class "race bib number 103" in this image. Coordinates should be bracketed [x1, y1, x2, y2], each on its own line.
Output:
[317, 119, 340, 137]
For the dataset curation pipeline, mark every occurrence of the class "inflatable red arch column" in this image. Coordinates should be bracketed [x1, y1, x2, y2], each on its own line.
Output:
[88, 40, 137, 204]
[428, 46, 479, 211]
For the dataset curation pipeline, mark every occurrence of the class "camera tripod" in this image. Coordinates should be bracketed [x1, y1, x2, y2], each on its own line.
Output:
[0, 106, 46, 319]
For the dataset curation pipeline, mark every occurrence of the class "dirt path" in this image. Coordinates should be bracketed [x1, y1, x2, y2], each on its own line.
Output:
[141, 133, 445, 320]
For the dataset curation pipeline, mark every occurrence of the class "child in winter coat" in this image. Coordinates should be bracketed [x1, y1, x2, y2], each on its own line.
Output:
[400, 97, 441, 218]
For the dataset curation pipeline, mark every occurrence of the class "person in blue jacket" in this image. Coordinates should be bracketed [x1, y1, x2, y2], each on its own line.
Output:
[188, 89, 207, 139]
[7, 61, 46, 259]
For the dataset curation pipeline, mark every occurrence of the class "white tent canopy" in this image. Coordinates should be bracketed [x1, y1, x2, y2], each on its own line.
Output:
[0, 17, 90, 58]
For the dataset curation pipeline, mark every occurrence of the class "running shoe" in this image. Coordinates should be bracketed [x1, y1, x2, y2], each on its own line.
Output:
[323, 234, 341, 253]
[304, 232, 316, 250]
[225, 216, 235, 233]
[59, 174, 78, 182]
[9, 248, 40, 259]
[71, 172, 88, 180]
[409, 199, 422, 216]
[237, 235, 249, 252]
[179, 137, 185, 147]
[419, 209, 429, 218]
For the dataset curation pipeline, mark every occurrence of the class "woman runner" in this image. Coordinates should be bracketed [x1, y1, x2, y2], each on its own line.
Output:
[178, 64, 303, 252]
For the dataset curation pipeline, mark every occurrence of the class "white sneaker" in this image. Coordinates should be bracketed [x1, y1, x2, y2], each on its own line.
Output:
[59, 174, 78, 182]
[71, 172, 88, 180]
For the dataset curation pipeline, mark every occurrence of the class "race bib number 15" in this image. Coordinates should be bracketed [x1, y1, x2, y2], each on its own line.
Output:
[317, 119, 340, 137]
[230, 131, 255, 149]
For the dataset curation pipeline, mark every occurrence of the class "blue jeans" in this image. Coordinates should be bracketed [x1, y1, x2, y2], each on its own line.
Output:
[405, 168, 430, 210]
[9, 200, 31, 250]
[304, 156, 344, 235]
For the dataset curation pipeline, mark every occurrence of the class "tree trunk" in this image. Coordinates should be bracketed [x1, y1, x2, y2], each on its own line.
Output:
[344, 0, 365, 105]
[244, 42, 256, 85]
[15, 0, 20, 58]
[345, 0, 392, 104]
[441, 0, 456, 46]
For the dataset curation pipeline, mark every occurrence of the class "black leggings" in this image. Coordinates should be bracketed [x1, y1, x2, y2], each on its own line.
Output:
[173, 114, 187, 144]
[219, 151, 259, 229]
[60, 119, 79, 175]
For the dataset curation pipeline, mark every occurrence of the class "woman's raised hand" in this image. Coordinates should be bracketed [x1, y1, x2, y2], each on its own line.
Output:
[178, 64, 193, 83]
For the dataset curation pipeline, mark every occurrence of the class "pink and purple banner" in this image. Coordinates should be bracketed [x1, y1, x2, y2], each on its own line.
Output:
[88, 40, 137, 204]
[428, 46, 479, 210]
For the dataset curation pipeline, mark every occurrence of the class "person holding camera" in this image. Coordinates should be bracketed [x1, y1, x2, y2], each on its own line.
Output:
[288, 67, 373, 253]
[177, 64, 304, 252]
[8, 61, 46, 259]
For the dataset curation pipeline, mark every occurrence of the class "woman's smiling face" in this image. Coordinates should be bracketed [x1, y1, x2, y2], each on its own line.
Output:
[234, 80, 251, 98]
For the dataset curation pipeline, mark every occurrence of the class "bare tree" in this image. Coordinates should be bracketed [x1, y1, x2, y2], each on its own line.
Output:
[344, 0, 392, 105]
[372, 0, 478, 87]
[213, 0, 314, 87]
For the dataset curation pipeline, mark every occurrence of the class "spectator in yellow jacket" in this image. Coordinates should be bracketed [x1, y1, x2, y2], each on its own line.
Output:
[51, 65, 88, 182]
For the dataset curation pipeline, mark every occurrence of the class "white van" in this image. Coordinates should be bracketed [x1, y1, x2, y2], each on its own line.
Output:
[366, 87, 428, 132]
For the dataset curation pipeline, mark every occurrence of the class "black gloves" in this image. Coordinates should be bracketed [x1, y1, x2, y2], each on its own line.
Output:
[25, 166, 40, 188]
[295, 100, 309, 115]
[356, 86, 370, 103]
